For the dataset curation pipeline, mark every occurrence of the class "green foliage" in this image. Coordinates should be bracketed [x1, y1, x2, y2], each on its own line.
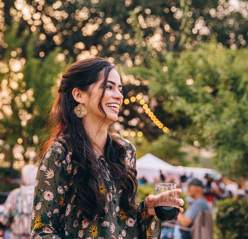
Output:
[164, 43, 248, 177]
[0, 167, 21, 179]
[1, 1, 248, 180]
[136, 183, 155, 204]
[2, 0, 248, 65]
[0, 24, 69, 165]
[0, 167, 20, 192]
[130, 134, 186, 166]
[0, 182, 19, 192]
[126, 42, 248, 178]
[215, 199, 248, 239]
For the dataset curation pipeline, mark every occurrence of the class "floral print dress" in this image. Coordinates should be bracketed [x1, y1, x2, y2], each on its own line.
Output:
[30, 137, 161, 239]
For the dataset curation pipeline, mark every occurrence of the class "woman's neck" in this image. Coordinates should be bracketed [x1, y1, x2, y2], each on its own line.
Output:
[82, 118, 108, 158]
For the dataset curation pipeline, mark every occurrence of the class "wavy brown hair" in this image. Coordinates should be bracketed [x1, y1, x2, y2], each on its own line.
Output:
[42, 58, 137, 220]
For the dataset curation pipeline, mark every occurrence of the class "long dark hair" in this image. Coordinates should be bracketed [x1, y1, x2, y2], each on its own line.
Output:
[43, 58, 137, 220]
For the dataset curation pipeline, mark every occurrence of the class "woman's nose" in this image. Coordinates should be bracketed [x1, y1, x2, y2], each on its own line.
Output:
[114, 89, 123, 100]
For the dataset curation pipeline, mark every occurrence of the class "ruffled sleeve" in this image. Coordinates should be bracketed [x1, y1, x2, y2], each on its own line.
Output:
[124, 138, 161, 239]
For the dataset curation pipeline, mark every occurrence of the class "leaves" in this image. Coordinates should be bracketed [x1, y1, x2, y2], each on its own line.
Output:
[216, 199, 248, 239]
[125, 42, 248, 178]
[0, 24, 69, 163]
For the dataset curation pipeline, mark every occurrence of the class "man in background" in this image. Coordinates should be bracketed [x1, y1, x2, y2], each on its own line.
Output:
[178, 178, 210, 227]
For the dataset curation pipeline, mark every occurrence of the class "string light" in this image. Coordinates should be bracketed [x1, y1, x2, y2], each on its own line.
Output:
[143, 104, 148, 109]
[145, 108, 150, 114]
[151, 116, 156, 121]
[148, 112, 153, 117]
[136, 94, 142, 100]
[17, 138, 23, 144]
[121, 131, 144, 138]
[123, 94, 170, 135]
[130, 131, 136, 137]
[130, 96, 136, 102]
[163, 127, 170, 133]
[124, 99, 130, 105]
[123, 131, 129, 137]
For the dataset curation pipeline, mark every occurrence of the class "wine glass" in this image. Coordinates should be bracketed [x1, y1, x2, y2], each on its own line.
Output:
[154, 183, 179, 221]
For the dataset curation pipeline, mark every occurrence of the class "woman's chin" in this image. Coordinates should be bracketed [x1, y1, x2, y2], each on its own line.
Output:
[106, 114, 119, 124]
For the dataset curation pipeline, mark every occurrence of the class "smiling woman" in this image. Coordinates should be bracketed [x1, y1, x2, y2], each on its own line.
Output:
[30, 57, 183, 239]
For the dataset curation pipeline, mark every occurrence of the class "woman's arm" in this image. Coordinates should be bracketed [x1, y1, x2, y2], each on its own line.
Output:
[125, 140, 184, 238]
[124, 140, 161, 239]
[30, 141, 72, 239]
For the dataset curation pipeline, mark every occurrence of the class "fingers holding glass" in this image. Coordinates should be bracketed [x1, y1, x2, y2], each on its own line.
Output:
[154, 183, 183, 221]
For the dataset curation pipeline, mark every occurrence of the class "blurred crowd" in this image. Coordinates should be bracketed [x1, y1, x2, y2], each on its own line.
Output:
[139, 170, 248, 209]
[163, 171, 248, 208]
[158, 172, 248, 239]
[0, 165, 247, 239]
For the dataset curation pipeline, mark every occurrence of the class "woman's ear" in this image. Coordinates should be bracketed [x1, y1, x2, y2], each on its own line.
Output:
[72, 88, 86, 104]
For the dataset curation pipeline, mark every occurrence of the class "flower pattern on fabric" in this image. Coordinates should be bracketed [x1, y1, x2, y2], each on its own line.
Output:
[99, 183, 107, 195]
[30, 137, 161, 239]
[126, 218, 136, 227]
[45, 169, 54, 179]
[109, 223, 116, 233]
[120, 209, 128, 221]
[33, 215, 43, 230]
[88, 225, 98, 239]
[43, 191, 54, 201]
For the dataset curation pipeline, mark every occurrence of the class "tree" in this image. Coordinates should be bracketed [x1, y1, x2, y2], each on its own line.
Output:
[1, 0, 248, 64]
[1, 0, 248, 176]
[0, 24, 68, 173]
[126, 42, 248, 177]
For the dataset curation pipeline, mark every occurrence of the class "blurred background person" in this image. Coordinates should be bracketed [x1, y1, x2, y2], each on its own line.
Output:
[178, 178, 210, 228]
[160, 170, 166, 182]
[161, 178, 211, 239]
[0, 164, 38, 239]
[235, 183, 245, 200]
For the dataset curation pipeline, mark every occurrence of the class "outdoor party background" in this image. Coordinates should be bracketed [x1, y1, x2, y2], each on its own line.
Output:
[0, 0, 248, 238]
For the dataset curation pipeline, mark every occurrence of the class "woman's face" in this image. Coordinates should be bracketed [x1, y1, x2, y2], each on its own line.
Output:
[83, 68, 123, 125]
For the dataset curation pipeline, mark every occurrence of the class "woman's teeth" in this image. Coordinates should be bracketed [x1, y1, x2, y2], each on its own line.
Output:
[106, 103, 119, 109]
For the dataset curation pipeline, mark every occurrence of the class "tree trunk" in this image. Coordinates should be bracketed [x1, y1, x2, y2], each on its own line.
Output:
[3, 0, 15, 26]
[8, 144, 14, 179]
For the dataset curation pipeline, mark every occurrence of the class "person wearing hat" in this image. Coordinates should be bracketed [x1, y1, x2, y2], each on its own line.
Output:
[177, 178, 210, 228]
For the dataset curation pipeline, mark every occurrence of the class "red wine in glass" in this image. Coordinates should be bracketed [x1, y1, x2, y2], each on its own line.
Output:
[154, 206, 179, 221]
[154, 183, 179, 221]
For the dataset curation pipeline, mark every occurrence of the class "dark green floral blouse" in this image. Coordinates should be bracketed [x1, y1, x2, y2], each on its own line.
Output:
[30, 137, 161, 239]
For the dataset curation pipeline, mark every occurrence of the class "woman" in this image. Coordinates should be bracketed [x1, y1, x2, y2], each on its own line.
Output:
[30, 58, 184, 239]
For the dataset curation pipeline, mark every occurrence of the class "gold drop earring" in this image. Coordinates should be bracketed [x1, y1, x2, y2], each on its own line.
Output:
[73, 103, 87, 118]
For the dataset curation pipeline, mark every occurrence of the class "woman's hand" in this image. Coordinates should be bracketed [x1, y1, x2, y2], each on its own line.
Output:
[144, 189, 184, 218]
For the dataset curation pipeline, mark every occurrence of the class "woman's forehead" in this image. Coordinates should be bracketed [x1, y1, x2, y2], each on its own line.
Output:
[107, 68, 122, 85]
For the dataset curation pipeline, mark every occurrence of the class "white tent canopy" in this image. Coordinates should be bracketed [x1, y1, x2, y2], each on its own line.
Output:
[136, 153, 178, 183]
[136, 153, 222, 183]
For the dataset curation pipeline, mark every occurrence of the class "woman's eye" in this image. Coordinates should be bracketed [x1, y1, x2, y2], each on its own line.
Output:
[106, 85, 113, 90]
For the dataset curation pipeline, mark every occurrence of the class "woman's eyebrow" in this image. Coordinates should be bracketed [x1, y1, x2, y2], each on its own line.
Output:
[107, 80, 122, 88]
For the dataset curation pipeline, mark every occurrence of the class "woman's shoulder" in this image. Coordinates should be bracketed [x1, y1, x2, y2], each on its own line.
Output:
[114, 136, 136, 167]
[114, 135, 136, 152]
[43, 136, 72, 162]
